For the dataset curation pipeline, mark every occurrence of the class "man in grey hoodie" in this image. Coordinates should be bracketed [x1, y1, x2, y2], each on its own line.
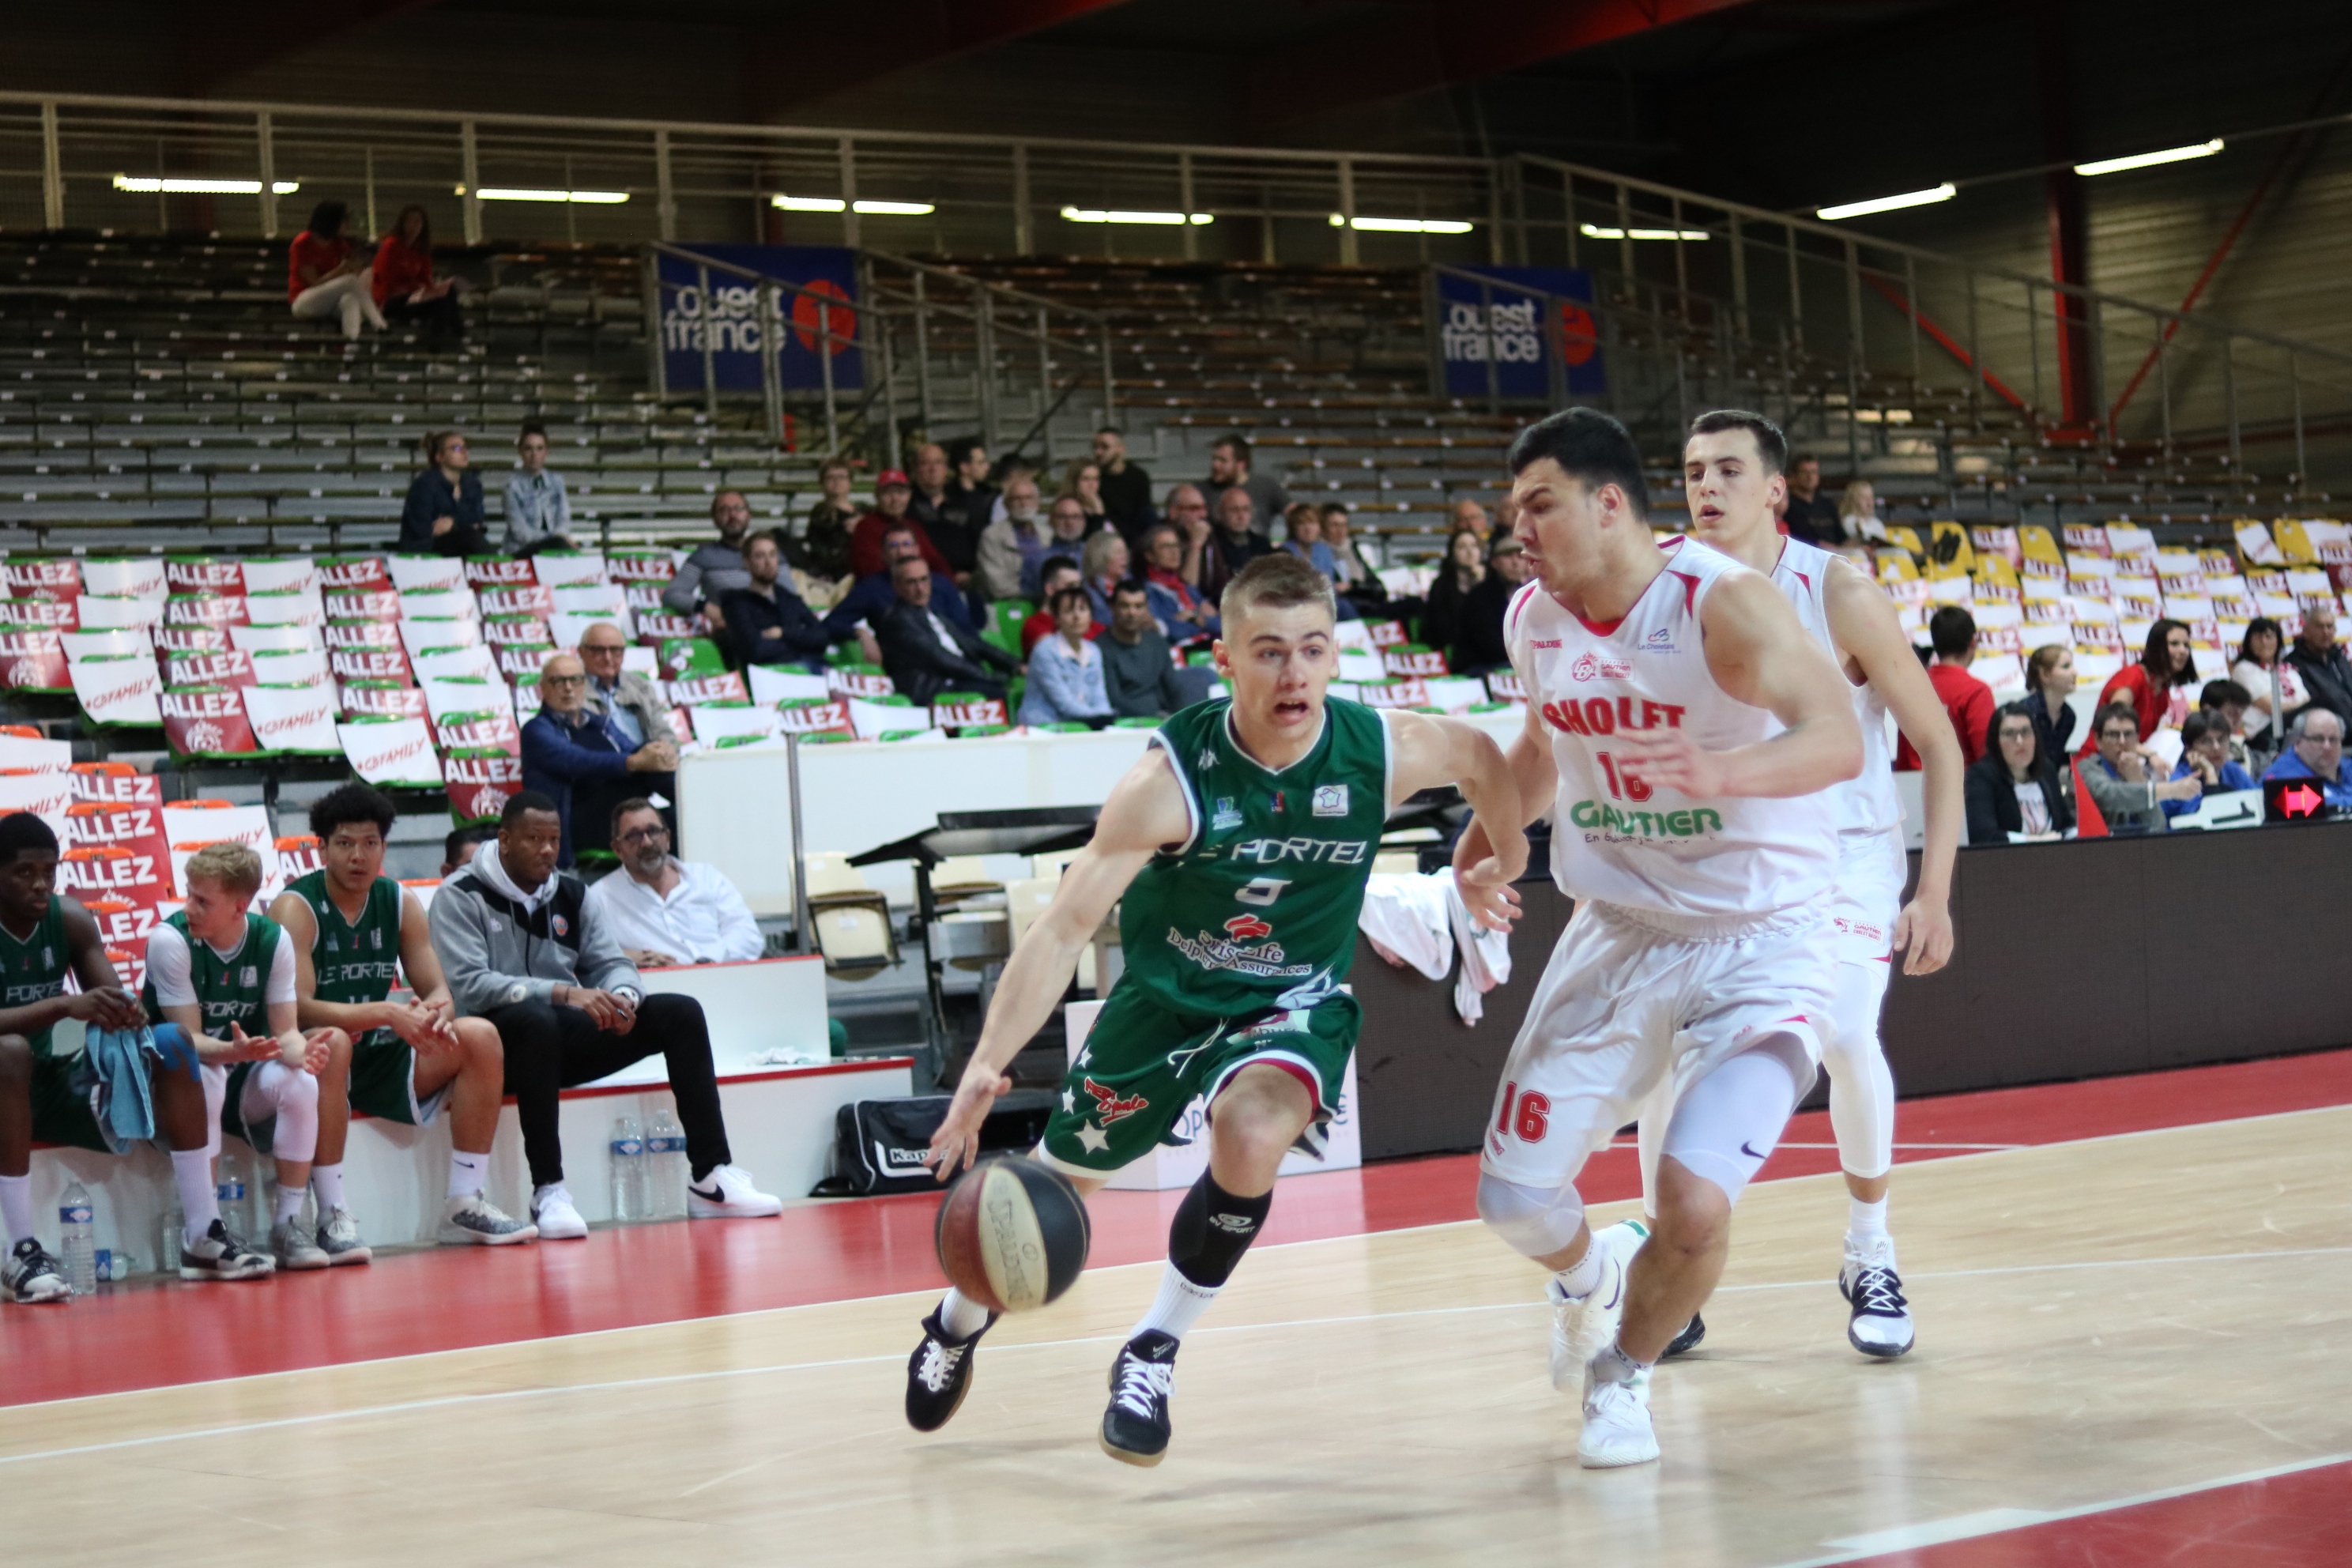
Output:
[428, 791, 782, 1238]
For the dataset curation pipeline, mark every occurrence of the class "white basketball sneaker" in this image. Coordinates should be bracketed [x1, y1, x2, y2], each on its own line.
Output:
[1577, 1351, 1660, 1468]
[687, 1165, 782, 1218]
[1548, 1219, 1646, 1392]
[531, 1185, 589, 1241]
[1840, 1234, 1915, 1357]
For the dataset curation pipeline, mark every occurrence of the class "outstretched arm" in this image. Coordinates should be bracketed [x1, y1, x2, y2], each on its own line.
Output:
[1615, 570, 1862, 798]
[1823, 558, 1958, 974]
[925, 745, 1192, 1178]
[1385, 710, 1528, 931]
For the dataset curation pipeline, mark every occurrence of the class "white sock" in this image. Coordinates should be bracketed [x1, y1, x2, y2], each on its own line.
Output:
[937, 1287, 993, 1340]
[310, 1163, 345, 1212]
[1847, 1196, 1890, 1246]
[1130, 1261, 1221, 1342]
[275, 1183, 307, 1223]
[448, 1152, 488, 1200]
[1593, 1340, 1650, 1384]
[533, 1182, 570, 1207]
[1551, 1234, 1606, 1299]
[172, 1150, 219, 1246]
[0, 1173, 33, 1246]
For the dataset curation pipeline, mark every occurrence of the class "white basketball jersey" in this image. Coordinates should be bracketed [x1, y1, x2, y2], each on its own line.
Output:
[1507, 538, 1836, 919]
[1770, 537, 1905, 837]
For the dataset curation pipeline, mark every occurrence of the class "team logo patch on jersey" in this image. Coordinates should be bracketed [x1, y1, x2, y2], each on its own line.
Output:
[1311, 783, 1349, 817]
[1212, 797, 1242, 832]
[1532, 639, 1562, 650]
[240, 966, 258, 987]
[1197, 748, 1218, 771]
[1165, 927, 1314, 981]
[1223, 914, 1272, 940]
[1570, 652, 1633, 681]
[1644, 626, 1675, 650]
[1084, 1076, 1149, 1125]
[1269, 790, 1285, 814]
[552, 914, 569, 938]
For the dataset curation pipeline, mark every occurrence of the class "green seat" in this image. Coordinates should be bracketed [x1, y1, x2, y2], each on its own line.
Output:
[1041, 721, 1092, 733]
[983, 600, 1033, 658]
[658, 636, 727, 679]
[957, 723, 1011, 737]
[1111, 715, 1163, 729]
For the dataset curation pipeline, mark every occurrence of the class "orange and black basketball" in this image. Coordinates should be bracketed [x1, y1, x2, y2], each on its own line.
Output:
[934, 1159, 1091, 1313]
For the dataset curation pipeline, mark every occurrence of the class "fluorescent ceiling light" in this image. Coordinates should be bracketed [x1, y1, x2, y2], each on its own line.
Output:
[2075, 139, 2223, 177]
[1580, 222, 1708, 241]
[1060, 207, 1213, 225]
[1817, 183, 1955, 220]
[460, 187, 630, 204]
[113, 175, 298, 195]
[1330, 214, 1472, 234]
[773, 195, 937, 215]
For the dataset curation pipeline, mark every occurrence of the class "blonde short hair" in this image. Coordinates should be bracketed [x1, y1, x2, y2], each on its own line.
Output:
[1220, 551, 1337, 626]
[183, 841, 263, 899]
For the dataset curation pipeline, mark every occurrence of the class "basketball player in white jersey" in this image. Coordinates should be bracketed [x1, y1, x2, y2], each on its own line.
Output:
[1456, 407, 1864, 1468]
[1641, 409, 1960, 1360]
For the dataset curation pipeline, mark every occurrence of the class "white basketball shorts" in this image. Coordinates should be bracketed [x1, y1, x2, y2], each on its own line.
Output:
[1479, 898, 1838, 1192]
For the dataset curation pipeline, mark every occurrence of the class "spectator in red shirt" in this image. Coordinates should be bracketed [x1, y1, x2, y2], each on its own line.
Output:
[848, 469, 953, 581]
[1020, 558, 1102, 656]
[1897, 605, 1995, 769]
[2089, 617, 2196, 749]
[371, 205, 465, 342]
[288, 201, 384, 341]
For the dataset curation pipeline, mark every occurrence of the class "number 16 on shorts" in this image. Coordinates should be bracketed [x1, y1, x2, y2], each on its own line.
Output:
[1487, 1080, 1551, 1159]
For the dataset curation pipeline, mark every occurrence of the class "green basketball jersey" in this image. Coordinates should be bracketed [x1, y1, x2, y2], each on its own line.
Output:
[287, 869, 404, 1007]
[0, 896, 72, 1057]
[141, 910, 282, 1037]
[1116, 695, 1390, 1020]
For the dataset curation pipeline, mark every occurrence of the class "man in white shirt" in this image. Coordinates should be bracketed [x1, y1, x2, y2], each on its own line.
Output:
[586, 798, 763, 968]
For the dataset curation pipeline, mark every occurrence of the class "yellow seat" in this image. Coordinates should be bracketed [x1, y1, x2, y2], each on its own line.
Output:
[801, 852, 896, 978]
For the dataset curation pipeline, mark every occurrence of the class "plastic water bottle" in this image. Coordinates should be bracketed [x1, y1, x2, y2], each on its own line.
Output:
[216, 1150, 252, 1239]
[158, 1204, 185, 1271]
[609, 1115, 647, 1224]
[646, 1109, 688, 1221]
[58, 1181, 96, 1295]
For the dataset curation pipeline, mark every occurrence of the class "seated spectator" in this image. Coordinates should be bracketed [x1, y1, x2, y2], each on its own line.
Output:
[1094, 428, 1155, 542]
[1898, 606, 1995, 770]
[521, 654, 677, 866]
[940, 439, 998, 579]
[1021, 557, 1098, 656]
[908, 444, 982, 584]
[1280, 503, 1340, 579]
[371, 204, 464, 341]
[790, 457, 861, 605]
[443, 822, 498, 876]
[2166, 710, 2256, 816]
[824, 522, 974, 643]
[2260, 707, 2352, 810]
[722, 533, 828, 672]
[2198, 678, 2253, 767]
[579, 621, 678, 755]
[1081, 529, 1133, 624]
[1200, 483, 1276, 602]
[1021, 586, 1114, 727]
[399, 430, 489, 556]
[1420, 526, 1488, 658]
[2077, 701, 2198, 835]
[1162, 483, 1212, 590]
[876, 556, 1020, 704]
[428, 791, 782, 1239]
[1322, 503, 1385, 606]
[2021, 643, 2077, 762]
[502, 422, 575, 556]
[1965, 703, 2072, 844]
[975, 471, 1052, 602]
[1102, 579, 1185, 719]
[663, 490, 757, 636]
[1453, 535, 1529, 675]
[1839, 478, 1889, 544]
[288, 199, 384, 341]
[1064, 459, 1112, 535]
[1202, 434, 1287, 537]
[586, 799, 763, 968]
[2233, 616, 2304, 756]
[1449, 498, 1491, 537]
[2286, 601, 2352, 729]
[1140, 522, 1218, 643]
[1782, 453, 1840, 546]
[850, 469, 955, 581]
[2094, 618, 2196, 744]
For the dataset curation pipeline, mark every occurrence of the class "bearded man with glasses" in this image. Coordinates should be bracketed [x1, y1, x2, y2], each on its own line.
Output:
[584, 800, 763, 969]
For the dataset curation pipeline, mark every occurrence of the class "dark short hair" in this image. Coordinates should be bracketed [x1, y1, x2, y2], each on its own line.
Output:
[2238, 616, 2283, 665]
[609, 796, 661, 837]
[947, 436, 986, 469]
[309, 782, 396, 842]
[1047, 586, 1091, 617]
[2200, 678, 2251, 710]
[0, 812, 58, 862]
[306, 200, 347, 238]
[1507, 406, 1649, 518]
[1928, 606, 1977, 659]
[428, 429, 466, 465]
[2094, 701, 2141, 738]
[518, 420, 548, 445]
[1687, 409, 1790, 477]
[444, 822, 497, 865]
[501, 790, 560, 827]
[1791, 450, 1819, 468]
[1039, 554, 1080, 584]
[2179, 710, 2231, 752]
[1111, 576, 1152, 603]
[891, 554, 929, 579]
[1213, 434, 1251, 463]
[1097, 426, 1124, 439]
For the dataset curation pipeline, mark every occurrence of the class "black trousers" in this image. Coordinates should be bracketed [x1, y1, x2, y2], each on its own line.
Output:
[386, 291, 465, 340]
[481, 992, 730, 1188]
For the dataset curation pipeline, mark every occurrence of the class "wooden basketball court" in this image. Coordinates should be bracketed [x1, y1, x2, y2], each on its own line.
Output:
[4, 1094, 2345, 1568]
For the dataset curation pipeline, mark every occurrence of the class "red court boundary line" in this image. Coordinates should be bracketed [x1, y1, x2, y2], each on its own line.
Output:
[2, 1047, 2346, 1410]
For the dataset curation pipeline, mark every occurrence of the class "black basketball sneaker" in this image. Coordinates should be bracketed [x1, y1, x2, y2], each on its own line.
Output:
[905, 1305, 997, 1431]
[1099, 1330, 1180, 1466]
[1840, 1236, 1915, 1357]
[1661, 1313, 1707, 1359]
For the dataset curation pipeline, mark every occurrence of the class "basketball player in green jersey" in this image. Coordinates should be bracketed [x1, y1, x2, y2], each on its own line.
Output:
[0, 812, 210, 1301]
[270, 784, 536, 1250]
[905, 553, 1529, 1465]
[144, 841, 352, 1274]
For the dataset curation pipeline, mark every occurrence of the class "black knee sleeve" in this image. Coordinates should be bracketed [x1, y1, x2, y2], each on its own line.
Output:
[1167, 1173, 1274, 1288]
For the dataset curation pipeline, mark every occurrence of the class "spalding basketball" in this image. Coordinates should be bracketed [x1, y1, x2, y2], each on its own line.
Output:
[935, 1158, 1091, 1313]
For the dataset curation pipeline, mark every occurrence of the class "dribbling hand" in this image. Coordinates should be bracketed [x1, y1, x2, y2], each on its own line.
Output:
[925, 1069, 1012, 1181]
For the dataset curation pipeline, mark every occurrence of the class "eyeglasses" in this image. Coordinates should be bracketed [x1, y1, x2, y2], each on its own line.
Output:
[616, 824, 668, 846]
[579, 642, 624, 658]
[542, 673, 586, 688]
